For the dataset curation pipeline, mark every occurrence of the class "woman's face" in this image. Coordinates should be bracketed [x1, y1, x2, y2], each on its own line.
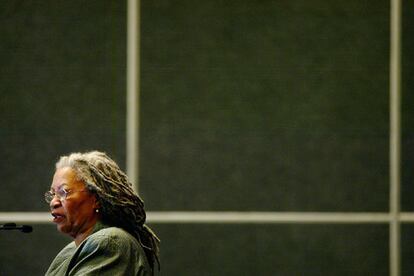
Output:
[49, 167, 99, 241]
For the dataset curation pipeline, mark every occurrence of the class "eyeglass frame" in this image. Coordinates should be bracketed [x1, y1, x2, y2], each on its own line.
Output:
[44, 187, 88, 204]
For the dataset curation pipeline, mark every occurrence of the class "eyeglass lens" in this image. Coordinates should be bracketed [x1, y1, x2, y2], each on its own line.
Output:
[44, 188, 67, 203]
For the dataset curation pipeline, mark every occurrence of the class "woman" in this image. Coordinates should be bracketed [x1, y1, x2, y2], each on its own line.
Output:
[45, 151, 160, 276]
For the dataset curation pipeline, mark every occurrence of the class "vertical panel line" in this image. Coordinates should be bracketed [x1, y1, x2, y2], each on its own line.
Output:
[390, 0, 402, 275]
[127, 0, 140, 192]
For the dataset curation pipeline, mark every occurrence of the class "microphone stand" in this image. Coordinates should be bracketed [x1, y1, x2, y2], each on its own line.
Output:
[0, 222, 33, 233]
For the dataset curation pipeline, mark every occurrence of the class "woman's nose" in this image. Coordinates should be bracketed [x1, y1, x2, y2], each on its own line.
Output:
[50, 196, 62, 209]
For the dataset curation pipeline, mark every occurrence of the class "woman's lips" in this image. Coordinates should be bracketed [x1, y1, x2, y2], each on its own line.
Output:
[52, 213, 65, 223]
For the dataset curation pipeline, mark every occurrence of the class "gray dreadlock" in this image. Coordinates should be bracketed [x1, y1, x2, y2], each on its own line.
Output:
[55, 151, 160, 273]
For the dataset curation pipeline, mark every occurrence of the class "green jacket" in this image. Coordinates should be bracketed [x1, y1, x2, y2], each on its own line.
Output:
[45, 222, 151, 276]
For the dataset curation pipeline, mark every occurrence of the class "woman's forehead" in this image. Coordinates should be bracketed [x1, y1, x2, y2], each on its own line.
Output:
[51, 167, 83, 189]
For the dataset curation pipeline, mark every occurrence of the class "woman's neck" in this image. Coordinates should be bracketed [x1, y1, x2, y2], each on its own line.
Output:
[74, 219, 99, 246]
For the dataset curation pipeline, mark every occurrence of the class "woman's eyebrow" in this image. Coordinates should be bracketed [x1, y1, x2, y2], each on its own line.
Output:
[50, 183, 68, 191]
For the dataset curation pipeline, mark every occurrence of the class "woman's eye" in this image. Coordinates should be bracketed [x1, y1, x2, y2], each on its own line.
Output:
[57, 188, 68, 196]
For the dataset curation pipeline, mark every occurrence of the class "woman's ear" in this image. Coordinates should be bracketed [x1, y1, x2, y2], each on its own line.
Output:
[93, 196, 101, 210]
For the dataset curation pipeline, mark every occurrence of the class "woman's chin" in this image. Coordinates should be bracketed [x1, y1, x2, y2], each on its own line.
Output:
[56, 224, 70, 235]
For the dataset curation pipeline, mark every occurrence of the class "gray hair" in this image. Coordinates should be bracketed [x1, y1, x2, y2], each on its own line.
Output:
[56, 151, 160, 272]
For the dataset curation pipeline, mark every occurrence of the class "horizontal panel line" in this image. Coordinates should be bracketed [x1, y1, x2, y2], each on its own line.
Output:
[148, 212, 392, 224]
[3, 211, 414, 224]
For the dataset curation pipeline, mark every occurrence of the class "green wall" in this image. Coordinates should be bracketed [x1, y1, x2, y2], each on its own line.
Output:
[139, 0, 391, 274]
[140, 0, 390, 213]
[0, 1, 126, 212]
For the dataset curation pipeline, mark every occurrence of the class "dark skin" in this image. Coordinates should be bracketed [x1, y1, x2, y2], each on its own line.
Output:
[49, 167, 100, 246]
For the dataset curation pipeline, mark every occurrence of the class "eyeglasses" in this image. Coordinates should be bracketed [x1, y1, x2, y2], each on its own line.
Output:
[44, 187, 87, 204]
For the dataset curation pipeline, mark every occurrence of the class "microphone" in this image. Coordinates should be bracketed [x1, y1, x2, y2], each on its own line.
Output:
[0, 223, 33, 233]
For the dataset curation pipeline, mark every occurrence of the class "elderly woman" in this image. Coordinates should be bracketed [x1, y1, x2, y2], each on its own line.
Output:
[45, 151, 159, 276]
